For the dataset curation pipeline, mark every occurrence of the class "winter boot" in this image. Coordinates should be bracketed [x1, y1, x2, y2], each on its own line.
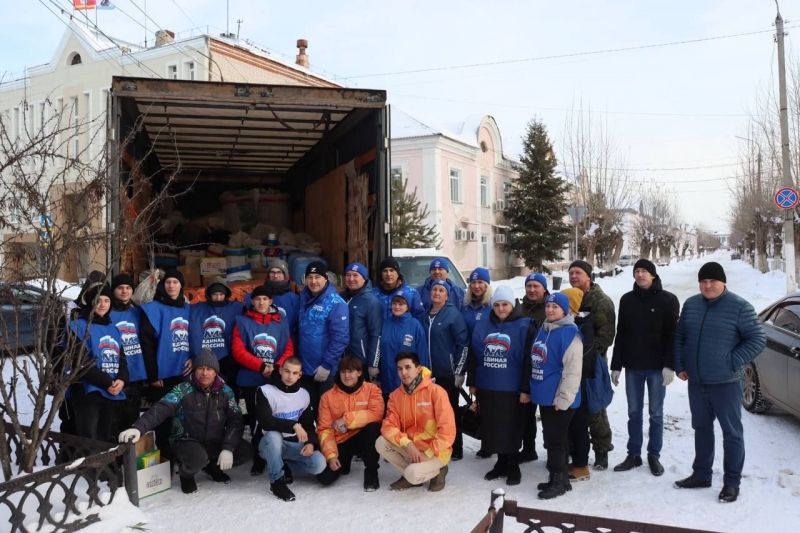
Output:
[251, 455, 266, 476]
[428, 465, 448, 492]
[389, 476, 422, 491]
[484, 456, 509, 481]
[648, 455, 664, 477]
[283, 464, 293, 484]
[613, 454, 642, 472]
[203, 464, 231, 484]
[568, 464, 590, 481]
[538, 472, 569, 500]
[363, 468, 380, 492]
[593, 450, 608, 471]
[518, 447, 538, 463]
[270, 477, 296, 502]
[506, 463, 521, 486]
[451, 449, 463, 461]
[179, 475, 197, 494]
[476, 449, 493, 459]
[719, 485, 739, 503]
[674, 474, 712, 489]
[537, 473, 554, 491]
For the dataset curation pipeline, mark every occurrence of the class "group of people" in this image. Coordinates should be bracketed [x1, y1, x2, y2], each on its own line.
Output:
[59, 254, 765, 504]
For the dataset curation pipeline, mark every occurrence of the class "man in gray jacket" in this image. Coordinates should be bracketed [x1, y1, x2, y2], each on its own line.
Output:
[673, 262, 766, 503]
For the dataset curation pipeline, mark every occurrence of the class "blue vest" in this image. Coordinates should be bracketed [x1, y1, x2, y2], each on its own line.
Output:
[70, 318, 126, 401]
[471, 314, 531, 393]
[235, 315, 290, 387]
[463, 302, 491, 338]
[109, 307, 146, 383]
[189, 301, 243, 360]
[140, 301, 192, 380]
[529, 324, 582, 408]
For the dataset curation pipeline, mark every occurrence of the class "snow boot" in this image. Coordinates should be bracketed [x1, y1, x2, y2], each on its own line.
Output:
[719, 485, 739, 503]
[648, 455, 664, 476]
[518, 447, 538, 463]
[537, 473, 554, 491]
[568, 464, 590, 481]
[428, 465, 448, 492]
[674, 474, 712, 489]
[270, 477, 296, 502]
[593, 451, 608, 470]
[203, 464, 231, 484]
[538, 472, 569, 500]
[390, 476, 422, 491]
[613, 454, 642, 472]
[179, 475, 198, 494]
[251, 456, 266, 476]
[484, 457, 509, 481]
[363, 468, 380, 492]
[476, 449, 493, 459]
[506, 463, 521, 486]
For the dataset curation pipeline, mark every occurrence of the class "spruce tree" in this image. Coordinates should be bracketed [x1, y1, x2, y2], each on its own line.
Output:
[506, 118, 571, 272]
[391, 174, 441, 248]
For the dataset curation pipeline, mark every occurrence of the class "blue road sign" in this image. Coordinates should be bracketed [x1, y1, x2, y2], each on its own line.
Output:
[775, 187, 799, 210]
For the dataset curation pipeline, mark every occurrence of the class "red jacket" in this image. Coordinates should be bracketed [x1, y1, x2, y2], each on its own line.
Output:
[231, 307, 294, 373]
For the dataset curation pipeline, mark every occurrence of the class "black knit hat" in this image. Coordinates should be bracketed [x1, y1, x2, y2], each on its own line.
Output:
[305, 261, 327, 278]
[251, 285, 275, 300]
[569, 260, 593, 278]
[81, 282, 113, 307]
[633, 259, 657, 278]
[111, 274, 135, 291]
[163, 268, 185, 287]
[698, 262, 726, 283]
[379, 257, 400, 273]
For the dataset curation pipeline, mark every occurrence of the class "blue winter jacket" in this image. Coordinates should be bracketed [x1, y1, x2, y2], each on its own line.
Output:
[342, 281, 383, 366]
[373, 280, 424, 319]
[674, 289, 766, 385]
[463, 300, 492, 338]
[418, 301, 469, 377]
[377, 311, 430, 394]
[418, 277, 466, 310]
[298, 282, 350, 374]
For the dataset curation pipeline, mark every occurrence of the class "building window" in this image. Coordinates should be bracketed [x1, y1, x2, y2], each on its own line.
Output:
[503, 181, 512, 201]
[56, 98, 63, 163]
[67, 52, 82, 66]
[184, 61, 196, 80]
[450, 168, 462, 204]
[167, 64, 178, 79]
[13, 107, 20, 140]
[391, 165, 403, 184]
[70, 97, 79, 159]
[84, 92, 92, 160]
[481, 234, 489, 267]
[480, 176, 489, 207]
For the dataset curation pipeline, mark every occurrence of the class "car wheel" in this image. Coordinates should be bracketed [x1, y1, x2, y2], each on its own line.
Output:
[742, 363, 772, 414]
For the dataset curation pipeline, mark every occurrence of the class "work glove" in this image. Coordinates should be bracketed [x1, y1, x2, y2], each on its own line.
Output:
[217, 450, 233, 470]
[118, 428, 141, 443]
[454, 374, 466, 389]
[368, 366, 380, 380]
[662, 368, 675, 387]
[314, 366, 331, 383]
[611, 371, 620, 387]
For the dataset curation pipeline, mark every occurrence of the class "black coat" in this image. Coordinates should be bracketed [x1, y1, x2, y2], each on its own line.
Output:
[610, 277, 680, 372]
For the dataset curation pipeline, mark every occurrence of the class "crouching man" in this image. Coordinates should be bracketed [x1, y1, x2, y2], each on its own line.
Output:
[317, 355, 384, 491]
[118, 349, 248, 494]
[254, 356, 326, 501]
[376, 351, 455, 492]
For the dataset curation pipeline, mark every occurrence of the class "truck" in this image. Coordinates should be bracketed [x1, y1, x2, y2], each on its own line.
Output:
[108, 76, 390, 285]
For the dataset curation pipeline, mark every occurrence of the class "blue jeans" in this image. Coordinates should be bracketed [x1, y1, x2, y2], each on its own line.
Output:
[258, 431, 327, 483]
[688, 380, 745, 488]
[625, 369, 666, 458]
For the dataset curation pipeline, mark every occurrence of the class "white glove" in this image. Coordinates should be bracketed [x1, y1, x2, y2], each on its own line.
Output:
[314, 365, 331, 383]
[454, 374, 466, 389]
[662, 368, 675, 387]
[217, 450, 233, 470]
[611, 371, 620, 387]
[368, 367, 380, 380]
[118, 428, 141, 443]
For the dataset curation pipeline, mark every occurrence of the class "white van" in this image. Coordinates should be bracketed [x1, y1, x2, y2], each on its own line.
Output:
[392, 249, 468, 290]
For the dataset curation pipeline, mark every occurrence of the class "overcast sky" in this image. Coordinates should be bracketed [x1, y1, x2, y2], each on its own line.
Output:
[4, 0, 798, 231]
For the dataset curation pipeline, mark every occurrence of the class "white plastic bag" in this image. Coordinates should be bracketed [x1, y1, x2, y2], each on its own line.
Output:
[133, 269, 163, 305]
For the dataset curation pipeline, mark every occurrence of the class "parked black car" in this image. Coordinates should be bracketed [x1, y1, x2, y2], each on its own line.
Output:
[743, 294, 800, 418]
[731, 252, 742, 260]
[0, 283, 68, 353]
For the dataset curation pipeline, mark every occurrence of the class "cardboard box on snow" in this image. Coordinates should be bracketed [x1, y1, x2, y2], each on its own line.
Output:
[200, 257, 227, 276]
[177, 265, 201, 287]
[135, 431, 172, 499]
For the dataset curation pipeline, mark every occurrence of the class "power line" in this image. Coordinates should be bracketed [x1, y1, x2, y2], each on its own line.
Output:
[350, 25, 797, 79]
[169, 0, 199, 30]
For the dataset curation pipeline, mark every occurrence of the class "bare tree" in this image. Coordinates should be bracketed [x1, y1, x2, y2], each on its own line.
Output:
[633, 185, 680, 264]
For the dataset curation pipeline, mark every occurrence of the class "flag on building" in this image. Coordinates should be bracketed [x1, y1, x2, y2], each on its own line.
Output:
[97, 0, 115, 10]
[73, 0, 96, 10]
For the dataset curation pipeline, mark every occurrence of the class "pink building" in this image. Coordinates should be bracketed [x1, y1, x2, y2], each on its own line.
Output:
[391, 108, 525, 279]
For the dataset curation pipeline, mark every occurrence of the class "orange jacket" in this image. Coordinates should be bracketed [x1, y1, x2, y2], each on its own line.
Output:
[317, 380, 385, 460]
[381, 367, 456, 465]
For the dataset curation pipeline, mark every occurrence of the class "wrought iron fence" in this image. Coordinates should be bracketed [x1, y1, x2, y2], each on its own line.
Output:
[471, 489, 721, 533]
[0, 426, 134, 533]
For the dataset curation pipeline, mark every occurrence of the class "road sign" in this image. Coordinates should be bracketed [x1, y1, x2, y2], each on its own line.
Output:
[775, 187, 799, 210]
[567, 206, 587, 224]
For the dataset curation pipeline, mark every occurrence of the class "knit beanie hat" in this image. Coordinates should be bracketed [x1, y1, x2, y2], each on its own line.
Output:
[345, 262, 369, 281]
[491, 286, 515, 307]
[81, 282, 113, 307]
[546, 292, 570, 316]
[525, 272, 548, 290]
[569, 260, 593, 278]
[111, 274, 135, 291]
[163, 268, 185, 287]
[430, 279, 449, 293]
[633, 259, 657, 278]
[429, 258, 449, 273]
[698, 262, 726, 283]
[267, 259, 289, 279]
[469, 267, 491, 284]
[560, 287, 584, 315]
[305, 261, 327, 278]
[251, 285, 275, 300]
[391, 289, 410, 307]
[379, 257, 400, 273]
[194, 348, 220, 374]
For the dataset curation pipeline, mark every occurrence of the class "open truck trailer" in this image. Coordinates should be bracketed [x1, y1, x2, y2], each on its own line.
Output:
[107, 76, 390, 291]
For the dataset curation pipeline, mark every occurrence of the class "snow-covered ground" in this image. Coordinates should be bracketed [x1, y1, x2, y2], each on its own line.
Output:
[15, 252, 800, 532]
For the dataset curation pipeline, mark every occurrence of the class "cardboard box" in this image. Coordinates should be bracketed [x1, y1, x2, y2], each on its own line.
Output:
[134, 431, 172, 498]
[200, 257, 227, 276]
[177, 265, 201, 287]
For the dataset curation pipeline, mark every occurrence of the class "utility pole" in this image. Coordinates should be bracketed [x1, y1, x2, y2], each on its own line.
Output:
[776, 5, 797, 292]
[236, 19, 243, 40]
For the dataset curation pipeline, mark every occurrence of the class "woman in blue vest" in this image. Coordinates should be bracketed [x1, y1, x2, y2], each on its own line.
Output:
[523, 292, 583, 500]
[189, 277, 245, 391]
[418, 279, 469, 460]
[467, 286, 530, 486]
[139, 269, 192, 457]
[68, 282, 128, 442]
[231, 284, 293, 475]
[376, 290, 429, 398]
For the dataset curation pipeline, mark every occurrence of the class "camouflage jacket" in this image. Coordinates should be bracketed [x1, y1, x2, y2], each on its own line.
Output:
[579, 282, 616, 357]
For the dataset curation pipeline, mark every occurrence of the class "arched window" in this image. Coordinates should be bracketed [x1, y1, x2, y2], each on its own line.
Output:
[67, 52, 82, 66]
